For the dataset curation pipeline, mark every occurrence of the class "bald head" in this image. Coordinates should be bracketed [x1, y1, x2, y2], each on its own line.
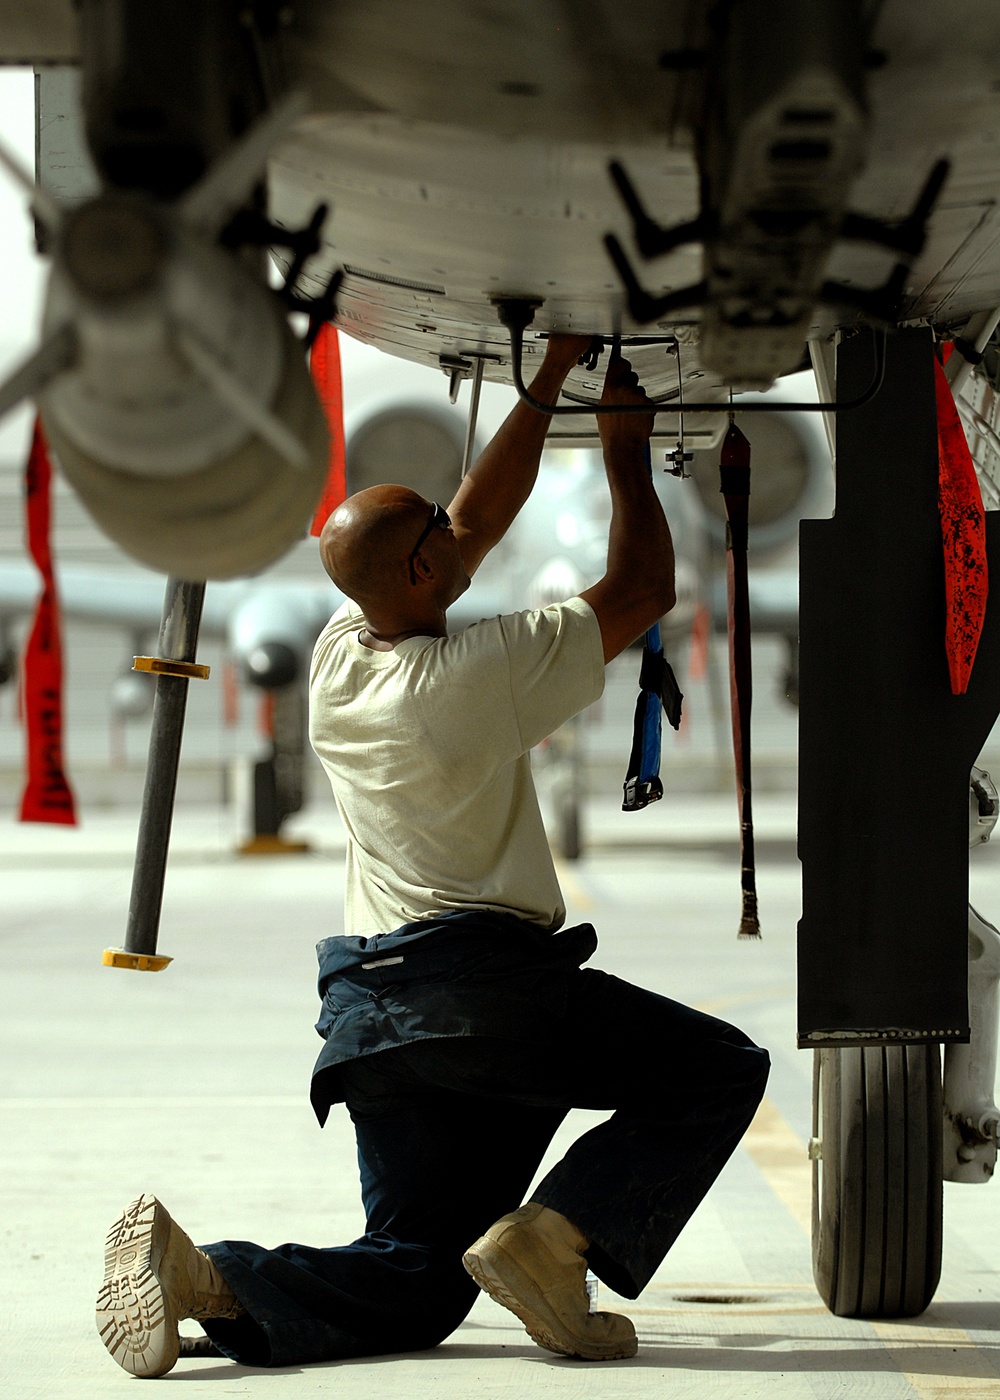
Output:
[319, 484, 430, 606]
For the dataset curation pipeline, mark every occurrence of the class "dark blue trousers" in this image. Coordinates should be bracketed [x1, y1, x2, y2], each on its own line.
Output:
[200, 968, 769, 1367]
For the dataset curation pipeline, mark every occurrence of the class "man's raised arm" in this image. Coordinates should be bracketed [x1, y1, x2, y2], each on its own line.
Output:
[447, 334, 592, 576]
[580, 351, 676, 663]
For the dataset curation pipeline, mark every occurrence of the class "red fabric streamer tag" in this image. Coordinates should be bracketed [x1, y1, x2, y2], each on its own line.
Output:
[309, 324, 348, 536]
[19, 418, 77, 825]
[221, 660, 240, 729]
[934, 348, 988, 695]
[259, 690, 276, 740]
[687, 601, 710, 683]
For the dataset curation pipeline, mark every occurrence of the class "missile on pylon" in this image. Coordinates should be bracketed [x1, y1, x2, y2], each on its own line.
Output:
[0, 95, 330, 581]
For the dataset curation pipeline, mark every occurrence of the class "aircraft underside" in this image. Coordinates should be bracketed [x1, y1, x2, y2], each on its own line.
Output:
[273, 0, 1000, 397]
[1, 0, 998, 554]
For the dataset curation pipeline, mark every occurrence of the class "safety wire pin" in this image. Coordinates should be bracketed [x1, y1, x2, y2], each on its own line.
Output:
[666, 337, 692, 477]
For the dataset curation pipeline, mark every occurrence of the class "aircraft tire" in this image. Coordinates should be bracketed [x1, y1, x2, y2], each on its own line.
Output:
[812, 1044, 943, 1318]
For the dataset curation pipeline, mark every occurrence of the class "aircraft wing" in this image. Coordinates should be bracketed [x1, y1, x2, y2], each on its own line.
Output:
[0, 561, 344, 689]
[0, 562, 191, 632]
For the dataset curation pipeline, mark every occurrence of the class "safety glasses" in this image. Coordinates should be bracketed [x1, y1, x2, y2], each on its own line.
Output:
[407, 501, 451, 583]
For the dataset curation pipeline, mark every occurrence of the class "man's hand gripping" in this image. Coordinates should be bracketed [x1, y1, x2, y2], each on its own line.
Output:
[580, 348, 676, 663]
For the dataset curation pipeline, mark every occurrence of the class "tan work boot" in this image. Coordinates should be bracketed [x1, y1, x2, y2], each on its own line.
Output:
[462, 1202, 637, 1361]
[96, 1193, 245, 1378]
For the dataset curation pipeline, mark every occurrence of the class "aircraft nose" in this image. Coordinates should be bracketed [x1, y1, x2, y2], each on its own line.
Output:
[243, 641, 299, 689]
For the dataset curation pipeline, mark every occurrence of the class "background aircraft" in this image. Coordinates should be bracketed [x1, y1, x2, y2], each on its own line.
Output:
[0, 347, 830, 850]
[0, 60, 830, 846]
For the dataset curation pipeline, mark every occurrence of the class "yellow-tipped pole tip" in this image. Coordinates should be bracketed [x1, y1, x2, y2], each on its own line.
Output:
[102, 949, 173, 972]
[238, 835, 312, 856]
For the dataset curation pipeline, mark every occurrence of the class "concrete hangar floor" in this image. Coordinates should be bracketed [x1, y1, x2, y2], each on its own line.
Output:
[1, 790, 999, 1398]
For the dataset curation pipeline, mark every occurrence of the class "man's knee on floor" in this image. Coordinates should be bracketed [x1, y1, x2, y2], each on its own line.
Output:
[718, 1023, 770, 1081]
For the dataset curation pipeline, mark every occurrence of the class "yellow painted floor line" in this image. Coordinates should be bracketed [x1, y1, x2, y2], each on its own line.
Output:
[742, 1095, 813, 1233]
[695, 984, 797, 1018]
[743, 1096, 999, 1397]
[0, 1095, 306, 1109]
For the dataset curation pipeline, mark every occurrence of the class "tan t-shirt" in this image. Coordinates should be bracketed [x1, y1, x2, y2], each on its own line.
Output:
[309, 596, 605, 938]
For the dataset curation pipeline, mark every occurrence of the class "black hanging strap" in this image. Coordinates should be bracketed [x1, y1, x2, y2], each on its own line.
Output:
[720, 421, 761, 939]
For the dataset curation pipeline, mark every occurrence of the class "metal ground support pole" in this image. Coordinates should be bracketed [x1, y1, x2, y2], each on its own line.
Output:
[103, 577, 209, 971]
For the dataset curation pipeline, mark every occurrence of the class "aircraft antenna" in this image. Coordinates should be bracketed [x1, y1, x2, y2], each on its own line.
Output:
[461, 354, 487, 478]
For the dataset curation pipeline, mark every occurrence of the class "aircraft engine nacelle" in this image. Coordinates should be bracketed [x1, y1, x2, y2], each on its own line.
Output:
[345, 401, 470, 504]
[37, 192, 329, 581]
[684, 402, 833, 561]
[229, 587, 336, 690]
